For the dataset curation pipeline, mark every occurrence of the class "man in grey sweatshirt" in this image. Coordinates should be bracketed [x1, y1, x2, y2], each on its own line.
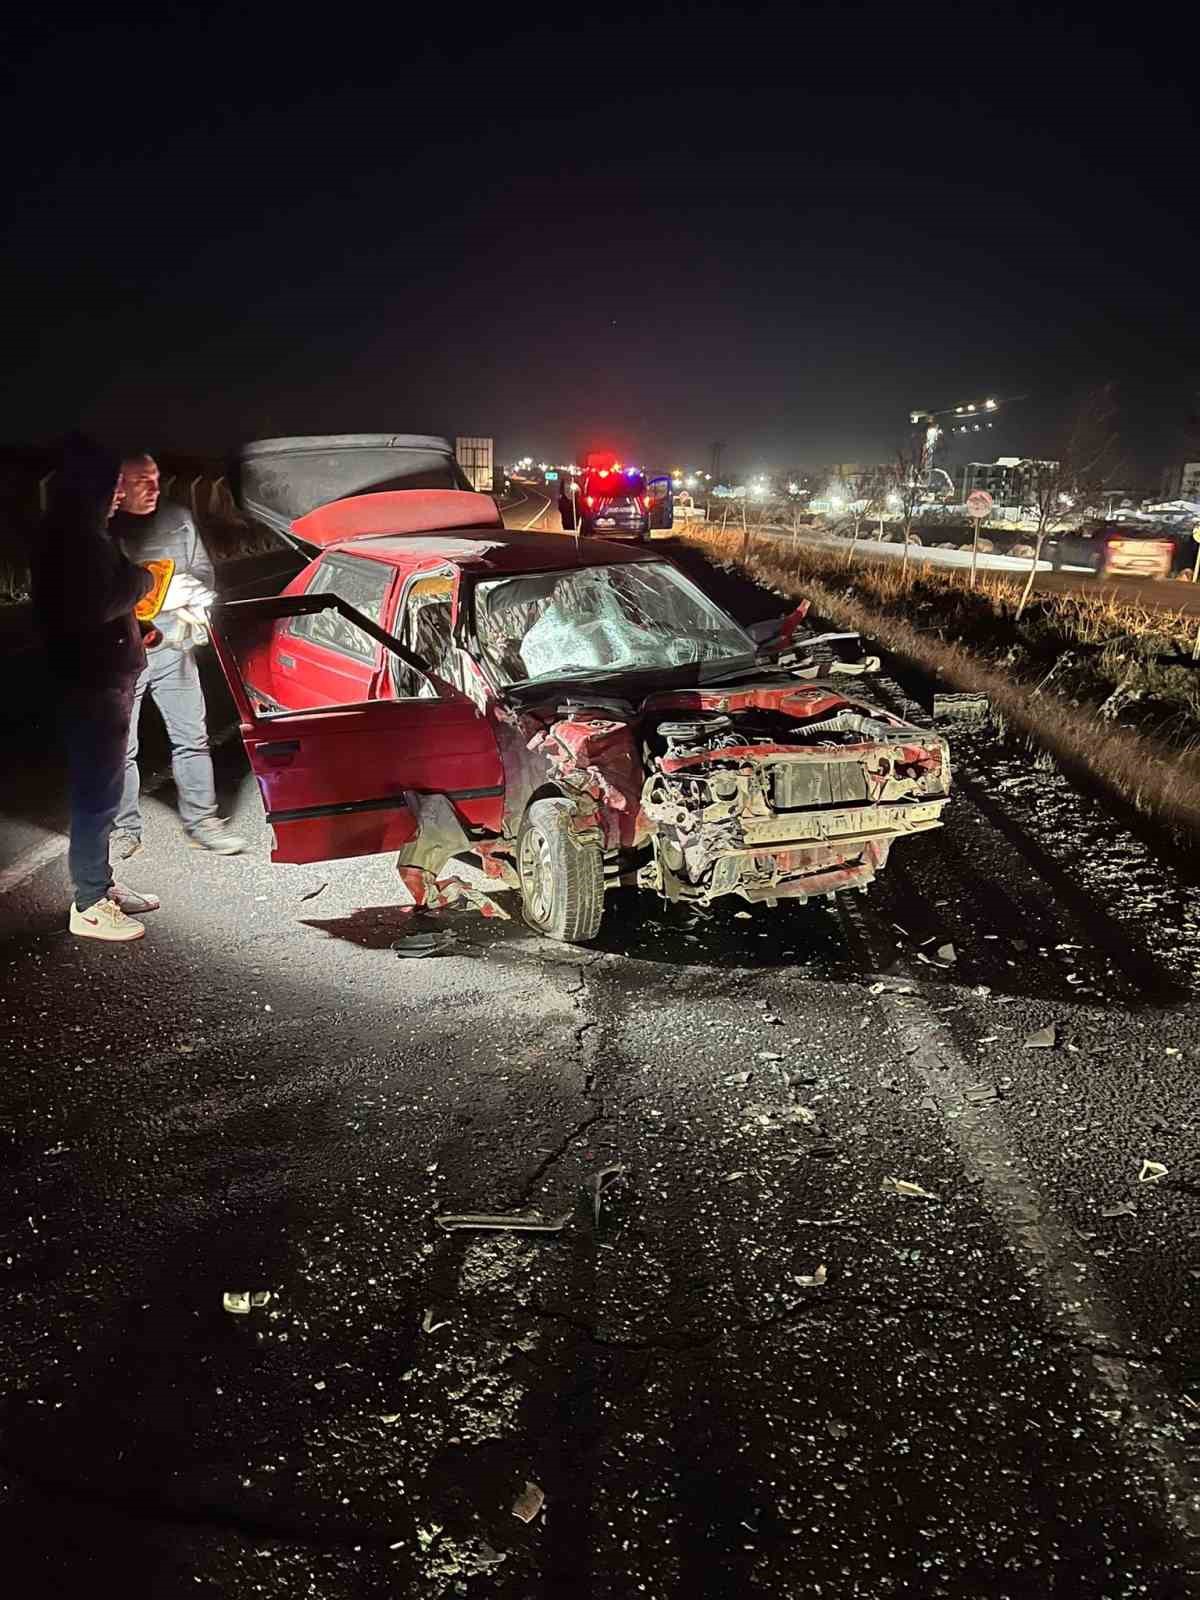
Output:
[110, 453, 246, 857]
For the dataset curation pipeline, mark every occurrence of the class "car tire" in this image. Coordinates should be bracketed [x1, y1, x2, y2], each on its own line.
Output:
[517, 798, 604, 943]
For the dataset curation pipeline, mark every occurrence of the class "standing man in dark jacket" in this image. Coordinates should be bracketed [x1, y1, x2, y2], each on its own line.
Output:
[30, 437, 163, 941]
[110, 453, 245, 858]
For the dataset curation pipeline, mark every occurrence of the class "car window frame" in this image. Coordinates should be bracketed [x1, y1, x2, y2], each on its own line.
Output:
[288, 552, 397, 666]
[390, 563, 458, 700]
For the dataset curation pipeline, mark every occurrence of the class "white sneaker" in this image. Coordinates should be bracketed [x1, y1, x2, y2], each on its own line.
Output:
[69, 897, 146, 942]
[111, 882, 161, 915]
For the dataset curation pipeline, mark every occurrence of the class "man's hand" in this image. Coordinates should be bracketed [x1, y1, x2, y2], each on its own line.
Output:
[161, 572, 210, 611]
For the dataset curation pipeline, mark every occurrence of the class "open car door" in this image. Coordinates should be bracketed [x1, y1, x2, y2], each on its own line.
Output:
[209, 594, 504, 865]
[647, 476, 674, 530]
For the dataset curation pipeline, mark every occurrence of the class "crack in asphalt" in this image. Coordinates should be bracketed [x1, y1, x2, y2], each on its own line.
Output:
[518, 973, 607, 1206]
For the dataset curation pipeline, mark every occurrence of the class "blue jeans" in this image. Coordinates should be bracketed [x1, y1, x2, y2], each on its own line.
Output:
[116, 646, 217, 835]
[60, 680, 136, 911]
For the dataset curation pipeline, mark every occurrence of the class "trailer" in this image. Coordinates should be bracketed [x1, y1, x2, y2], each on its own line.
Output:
[455, 437, 494, 494]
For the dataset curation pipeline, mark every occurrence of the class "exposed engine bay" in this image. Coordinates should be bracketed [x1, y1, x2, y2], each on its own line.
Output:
[518, 675, 951, 909]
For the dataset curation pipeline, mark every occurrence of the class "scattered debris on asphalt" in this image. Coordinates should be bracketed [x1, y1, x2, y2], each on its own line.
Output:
[222, 1290, 271, 1314]
[881, 1177, 939, 1201]
[588, 1162, 629, 1227]
[1101, 1200, 1137, 1218]
[724, 1070, 753, 1086]
[512, 1481, 546, 1523]
[826, 1419, 851, 1438]
[435, 1210, 571, 1233]
[744, 1103, 818, 1131]
[1024, 1022, 1058, 1049]
[794, 1264, 828, 1287]
[299, 882, 328, 901]
[394, 929, 459, 959]
[964, 1083, 999, 1104]
[422, 1308, 450, 1333]
[1138, 1159, 1169, 1185]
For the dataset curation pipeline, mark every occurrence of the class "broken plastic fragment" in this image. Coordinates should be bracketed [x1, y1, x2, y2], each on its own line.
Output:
[393, 929, 458, 959]
[1100, 1200, 1136, 1218]
[435, 1210, 571, 1233]
[724, 1070, 753, 1086]
[1137, 1159, 1168, 1185]
[964, 1084, 998, 1104]
[881, 1177, 939, 1201]
[589, 1163, 628, 1227]
[421, 1307, 450, 1333]
[299, 882, 328, 901]
[222, 1290, 270, 1315]
[1024, 1022, 1058, 1049]
[936, 943, 957, 964]
[512, 1481, 545, 1523]
[794, 1264, 828, 1287]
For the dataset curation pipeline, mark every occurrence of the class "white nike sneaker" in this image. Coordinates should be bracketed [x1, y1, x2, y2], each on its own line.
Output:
[111, 882, 161, 915]
[69, 897, 146, 942]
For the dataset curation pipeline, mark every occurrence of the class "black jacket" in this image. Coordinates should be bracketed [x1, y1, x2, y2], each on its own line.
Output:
[31, 516, 153, 684]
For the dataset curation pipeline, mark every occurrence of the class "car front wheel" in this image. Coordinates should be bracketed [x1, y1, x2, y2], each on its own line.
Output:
[517, 798, 604, 942]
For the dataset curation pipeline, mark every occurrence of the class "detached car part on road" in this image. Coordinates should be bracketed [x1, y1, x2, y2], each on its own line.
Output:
[212, 439, 951, 942]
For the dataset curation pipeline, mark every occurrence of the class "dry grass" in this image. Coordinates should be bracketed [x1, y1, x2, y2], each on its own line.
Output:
[687, 526, 1200, 842]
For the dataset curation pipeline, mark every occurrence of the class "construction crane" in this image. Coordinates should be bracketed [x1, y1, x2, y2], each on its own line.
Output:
[908, 393, 1028, 495]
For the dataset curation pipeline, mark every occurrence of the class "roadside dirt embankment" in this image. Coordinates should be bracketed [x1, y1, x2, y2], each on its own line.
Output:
[686, 527, 1200, 843]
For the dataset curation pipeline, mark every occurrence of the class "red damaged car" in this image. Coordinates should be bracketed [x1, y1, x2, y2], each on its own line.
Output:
[212, 437, 951, 942]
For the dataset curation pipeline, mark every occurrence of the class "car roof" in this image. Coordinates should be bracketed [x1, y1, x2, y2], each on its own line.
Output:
[322, 527, 660, 575]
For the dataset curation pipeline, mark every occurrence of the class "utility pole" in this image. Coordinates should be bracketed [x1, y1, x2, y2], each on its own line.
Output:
[710, 442, 723, 484]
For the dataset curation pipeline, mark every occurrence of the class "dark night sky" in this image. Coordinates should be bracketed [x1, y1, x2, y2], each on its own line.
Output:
[2, 1, 1196, 478]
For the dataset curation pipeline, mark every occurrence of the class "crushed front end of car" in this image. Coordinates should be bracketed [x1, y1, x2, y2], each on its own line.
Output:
[635, 686, 950, 906]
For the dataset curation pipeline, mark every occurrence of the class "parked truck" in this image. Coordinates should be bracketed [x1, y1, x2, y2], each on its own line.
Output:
[455, 436, 494, 495]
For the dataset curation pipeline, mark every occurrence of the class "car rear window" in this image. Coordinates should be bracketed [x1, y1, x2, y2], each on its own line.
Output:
[291, 554, 393, 661]
[586, 471, 645, 497]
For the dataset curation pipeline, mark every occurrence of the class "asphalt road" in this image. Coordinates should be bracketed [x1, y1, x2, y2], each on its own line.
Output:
[753, 520, 1200, 616]
[2, 542, 1199, 1597]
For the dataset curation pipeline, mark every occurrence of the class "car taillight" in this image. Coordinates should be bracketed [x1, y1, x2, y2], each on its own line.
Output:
[586, 495, 595, 508]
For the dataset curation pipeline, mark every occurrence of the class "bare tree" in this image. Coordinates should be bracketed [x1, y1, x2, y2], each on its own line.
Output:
[1015, 385, 1121, 619]
[844, 465, 891, 568]
[893, 448, 925, 582]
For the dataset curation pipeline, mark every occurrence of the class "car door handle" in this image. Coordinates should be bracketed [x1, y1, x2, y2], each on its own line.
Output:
[259, 739, 301, 766]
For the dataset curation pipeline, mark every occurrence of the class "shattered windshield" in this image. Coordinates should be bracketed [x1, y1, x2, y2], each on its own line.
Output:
[474, 561, 753, 686]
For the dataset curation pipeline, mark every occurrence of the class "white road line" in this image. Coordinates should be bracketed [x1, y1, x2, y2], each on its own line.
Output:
[0, 834, 69, 897]
[520, 489, 553, 530]
[0, 723, 242, 899]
